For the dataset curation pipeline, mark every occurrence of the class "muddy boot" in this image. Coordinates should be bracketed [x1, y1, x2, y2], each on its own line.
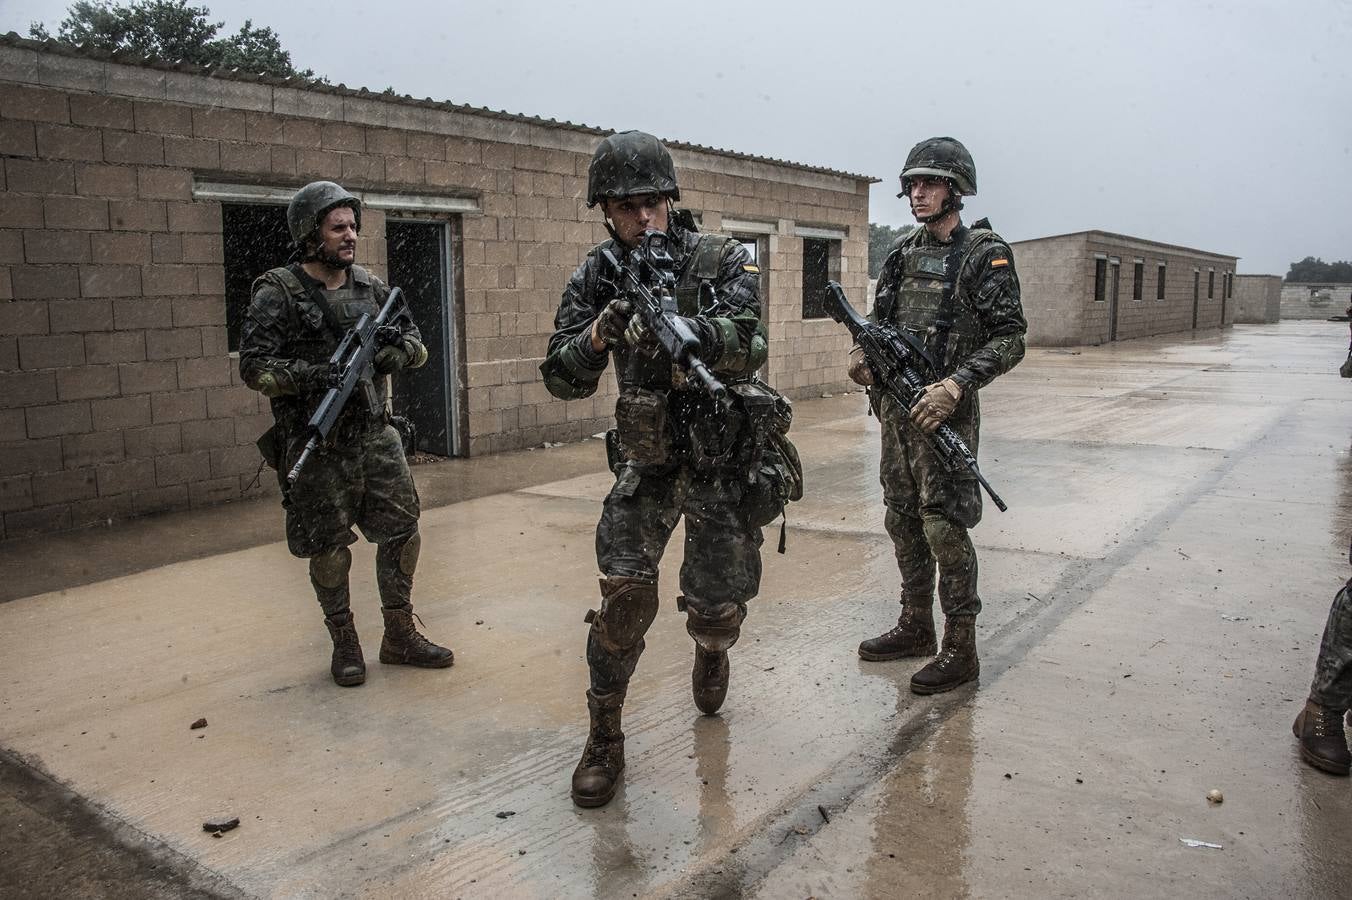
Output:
[1293, 700, 1350, 775]
[692, 645, 730, 716]
[379, 605, 454, 668]
[910, 615, 979, 695]
[859, 603, 937, 661]
[572, 689, 626, 808]
[323, 611, 366, 687]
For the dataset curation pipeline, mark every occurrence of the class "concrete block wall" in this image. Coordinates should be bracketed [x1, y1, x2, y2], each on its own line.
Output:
[0, 39, 871, 538]
[1233, 274, 1283, 323]
[1008, 233, 1086, 346]
[1281, 283, 1352, 320]
[1012, 230, 1238, 346]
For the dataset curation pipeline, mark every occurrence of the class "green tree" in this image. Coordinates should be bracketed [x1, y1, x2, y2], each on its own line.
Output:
[869, 223, 914, 278]
[1286, 257, 1352, 283]
[29, 1, 315, 79]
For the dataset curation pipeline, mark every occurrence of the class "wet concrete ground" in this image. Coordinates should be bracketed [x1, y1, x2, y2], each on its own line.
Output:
[1, 321, 1349, 899]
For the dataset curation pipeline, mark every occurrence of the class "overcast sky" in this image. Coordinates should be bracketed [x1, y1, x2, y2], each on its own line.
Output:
[6, 0, 1350, 274]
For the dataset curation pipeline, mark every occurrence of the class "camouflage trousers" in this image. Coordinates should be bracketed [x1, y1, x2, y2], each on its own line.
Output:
[589, 462, 763, 695]
[877, 391, 982, 618]
[281, 423, 420, 557]
[1309, 578, 1352, 709]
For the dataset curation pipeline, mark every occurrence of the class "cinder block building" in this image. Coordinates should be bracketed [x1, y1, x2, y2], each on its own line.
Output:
[0, 36, 874, 540]
[1233, 274, 1282, 323]
[1010, 230, 1239, 346]
[1281, 282, 1352, 320]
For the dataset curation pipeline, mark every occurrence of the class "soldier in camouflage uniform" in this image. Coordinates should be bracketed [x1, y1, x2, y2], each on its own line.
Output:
[240, 181, 453, 687]
[1292, 547, 1352, 775]
[851, 137, 1026, 695]
[540, 131, 774, 808]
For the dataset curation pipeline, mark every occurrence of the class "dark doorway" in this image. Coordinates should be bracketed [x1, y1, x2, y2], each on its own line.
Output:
[1192, 271, 1200, 328]
[222, 203, 291, 352]
[386, 221, 458, 457]
[1108, 260, 1120, 341]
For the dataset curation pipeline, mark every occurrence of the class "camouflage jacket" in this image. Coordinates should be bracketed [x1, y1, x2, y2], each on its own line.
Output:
[539, 222, 765, 401]
[874, 222, 1027, 392]
[239, 263, 419, 435]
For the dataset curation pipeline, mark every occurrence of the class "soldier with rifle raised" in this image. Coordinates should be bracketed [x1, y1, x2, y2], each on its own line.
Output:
[541, 131, 797, 808]
[848, 138, 1026, 695]
[240, 181, 453, 688]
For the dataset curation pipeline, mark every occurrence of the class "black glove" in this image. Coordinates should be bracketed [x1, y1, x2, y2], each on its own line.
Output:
[595, 297, 633, 347]
[373, 343, 411, 374]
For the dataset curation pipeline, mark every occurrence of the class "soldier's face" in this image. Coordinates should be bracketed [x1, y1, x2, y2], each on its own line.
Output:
[604, 194, 669, 248]
[906, 176, 952, 221]
[314, 206, 358, 269]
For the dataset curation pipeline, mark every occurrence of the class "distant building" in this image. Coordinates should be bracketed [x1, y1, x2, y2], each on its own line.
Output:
[1280, 282, 1352, 320]
[1010, 230, 1238, 346]
[1233, 275, 1283, 324]
[0, 35, 874, 540]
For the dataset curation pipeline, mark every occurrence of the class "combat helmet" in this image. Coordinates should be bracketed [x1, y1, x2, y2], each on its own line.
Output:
[898, 137, 977, 198]
[586, 131, 680, 208]
[287, 181, 361, 248]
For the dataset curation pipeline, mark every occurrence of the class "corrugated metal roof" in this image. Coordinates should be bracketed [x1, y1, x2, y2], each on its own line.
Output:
[0, 32, 878, 184]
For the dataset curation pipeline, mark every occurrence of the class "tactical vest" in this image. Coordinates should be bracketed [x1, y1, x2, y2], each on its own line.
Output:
[252, 264, 389, 423]
[619, 231, 740, 391]
[878, 227, 1000, 377]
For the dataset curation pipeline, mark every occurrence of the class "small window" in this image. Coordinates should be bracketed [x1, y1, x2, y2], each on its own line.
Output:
[1226, 272, 1234, 299]
[1094, 258, 1107, 302]
[1208, 270, 1215, 299]
[801, 237, 840, 320]
[1156, 264, 1166, 300]
[223, 203, 293, 352]
[1132, 262, 1143, 302]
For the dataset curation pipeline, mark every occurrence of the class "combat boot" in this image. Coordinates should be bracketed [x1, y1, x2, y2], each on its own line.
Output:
[323, 611, 366, 687]
[910, 615, 979, 695]
[692, 645, 730, 715]
[572, 689, 626, 808]
[378, 605, 454, 668]
[858, 604, 937, 661]
[1293, 700, 1350, 775]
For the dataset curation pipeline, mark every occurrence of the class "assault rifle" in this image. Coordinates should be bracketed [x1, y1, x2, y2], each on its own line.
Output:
[599, 230, 727, 402]
[286, 287, 413, 487]
[825, 280, 1007, 512]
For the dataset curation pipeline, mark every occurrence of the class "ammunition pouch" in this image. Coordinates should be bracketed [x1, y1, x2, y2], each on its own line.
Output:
[730, 381, 803, 528]
[256, 425, 284, 471]
[614, 387, 670, 465]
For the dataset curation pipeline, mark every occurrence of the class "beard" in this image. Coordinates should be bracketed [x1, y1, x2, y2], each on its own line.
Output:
[314, 242, 355, 270]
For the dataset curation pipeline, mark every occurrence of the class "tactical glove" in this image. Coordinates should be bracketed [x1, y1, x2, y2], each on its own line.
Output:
[910, 378, 963, 433]
[255, 360, 326, 398]
[373, 343, 412, 374]
[848, 346, 873, 386]
[594, 298, 634, 347]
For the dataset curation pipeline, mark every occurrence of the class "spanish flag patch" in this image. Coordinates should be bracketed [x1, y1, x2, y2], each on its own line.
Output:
[991, 258, 1009, 268]
[743, 264, 761, 274]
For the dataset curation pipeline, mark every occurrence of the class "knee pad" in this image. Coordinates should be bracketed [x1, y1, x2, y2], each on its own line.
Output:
[376, 531, 420, 577]
[586, 576, 659, 655]
[922, 515, 969, 568]
[680, 596, 747, 652]
[309, 546, 352, 589]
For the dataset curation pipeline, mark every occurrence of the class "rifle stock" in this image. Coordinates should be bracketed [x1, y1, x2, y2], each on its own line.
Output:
[826, 280, 1007, 512]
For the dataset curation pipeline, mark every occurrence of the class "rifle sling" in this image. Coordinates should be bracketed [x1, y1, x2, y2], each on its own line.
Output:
[287, 264, 347, 339]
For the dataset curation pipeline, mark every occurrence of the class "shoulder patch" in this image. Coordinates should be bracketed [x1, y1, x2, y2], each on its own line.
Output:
[990, 258, 1009, 268]
[742, 264, 760, 274]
